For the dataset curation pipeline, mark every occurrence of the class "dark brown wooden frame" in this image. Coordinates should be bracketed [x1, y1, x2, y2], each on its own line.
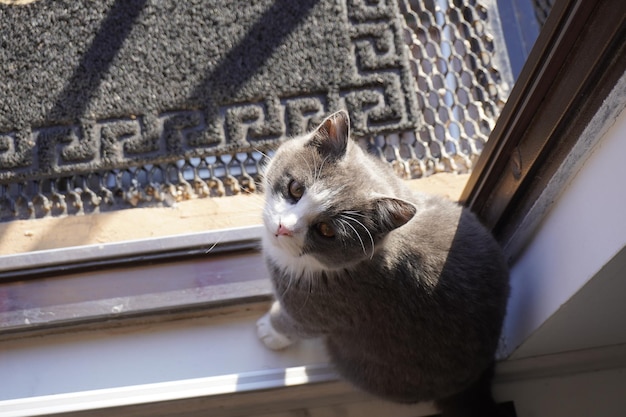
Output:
[461, 0, 626, 253]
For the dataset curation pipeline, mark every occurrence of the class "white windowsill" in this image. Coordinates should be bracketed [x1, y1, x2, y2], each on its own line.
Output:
[0, 365, 342, 417]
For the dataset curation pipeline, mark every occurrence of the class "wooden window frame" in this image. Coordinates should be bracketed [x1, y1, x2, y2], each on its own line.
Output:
[461, 0, 626, 260]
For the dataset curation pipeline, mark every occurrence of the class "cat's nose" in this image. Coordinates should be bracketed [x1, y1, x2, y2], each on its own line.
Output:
[276, 224, 293, 237]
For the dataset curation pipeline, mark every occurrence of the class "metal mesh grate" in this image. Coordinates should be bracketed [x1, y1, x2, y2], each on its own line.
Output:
[0, 0, 513, 221]
[366, 0, 513, 179]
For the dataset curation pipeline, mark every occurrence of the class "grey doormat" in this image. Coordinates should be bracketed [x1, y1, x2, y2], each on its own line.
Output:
[1, 0, 417, 175]
[0, 0, 512, 219]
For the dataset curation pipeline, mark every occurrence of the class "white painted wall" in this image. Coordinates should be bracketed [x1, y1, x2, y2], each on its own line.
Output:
[501, 101, 626, 359]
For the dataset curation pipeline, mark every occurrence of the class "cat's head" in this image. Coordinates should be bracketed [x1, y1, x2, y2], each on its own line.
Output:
[262, 110, 416, 275]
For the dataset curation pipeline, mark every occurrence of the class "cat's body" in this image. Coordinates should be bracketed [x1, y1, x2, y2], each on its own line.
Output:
[257, 111, 510, 416]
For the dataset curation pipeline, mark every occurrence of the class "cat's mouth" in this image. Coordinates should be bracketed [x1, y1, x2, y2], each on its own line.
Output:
[265, 225, 303, 254]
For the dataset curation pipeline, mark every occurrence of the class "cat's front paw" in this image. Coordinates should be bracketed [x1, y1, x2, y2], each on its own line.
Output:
[256, 313, 294, 350]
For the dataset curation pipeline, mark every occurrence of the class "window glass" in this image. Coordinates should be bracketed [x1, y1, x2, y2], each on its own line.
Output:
[0, 0, 548, 333]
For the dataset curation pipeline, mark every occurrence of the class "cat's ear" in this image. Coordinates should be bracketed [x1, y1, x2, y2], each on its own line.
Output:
[374, 197, 416, 233]
[308, 110, 350, 159]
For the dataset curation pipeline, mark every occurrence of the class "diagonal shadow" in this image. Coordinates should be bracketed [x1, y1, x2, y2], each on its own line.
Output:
[190, 0, 319, 107]
[46, 0, 147, 123]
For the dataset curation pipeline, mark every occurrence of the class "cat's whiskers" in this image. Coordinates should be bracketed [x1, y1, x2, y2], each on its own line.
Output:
[315, 155, 331, 183]
[343, 210, 367, 218]
[252, 148, 271, 160]
[211, 206, 265, 221]
[337, 218, 349, 237]
[243, 200, 267, 212]
[201, 230, 228, 254]
[308, 154, 318, 185]
[280, 269, 296, 299]
[340, 213, 375, 259]
[252, 148, 275, 175]
[298, 269, 319, 312]
[339, 215, 367, 258]
[204, 239, 220, 254]
[225, 214, 263, 222]
[253, 148, 274, 186]
[301, 277, 312, 310]
[297, 153, 315, 180]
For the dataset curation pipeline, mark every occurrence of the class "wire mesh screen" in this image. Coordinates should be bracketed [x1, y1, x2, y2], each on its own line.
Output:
[0, 0, 513, 221]
[371, 0, 513, 179]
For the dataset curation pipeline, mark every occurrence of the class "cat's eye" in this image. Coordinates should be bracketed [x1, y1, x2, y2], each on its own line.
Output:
[315, 222, 335, 238]
[288, 179, 305, 201]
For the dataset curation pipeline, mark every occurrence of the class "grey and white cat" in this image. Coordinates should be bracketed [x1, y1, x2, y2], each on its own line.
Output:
[257, 110, 510, 417]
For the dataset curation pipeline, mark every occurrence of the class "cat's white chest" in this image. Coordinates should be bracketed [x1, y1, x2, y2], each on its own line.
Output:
[262, 232, 327, 276]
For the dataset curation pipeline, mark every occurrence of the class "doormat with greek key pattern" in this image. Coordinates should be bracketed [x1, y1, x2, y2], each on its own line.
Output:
[0, 0, 512, 220]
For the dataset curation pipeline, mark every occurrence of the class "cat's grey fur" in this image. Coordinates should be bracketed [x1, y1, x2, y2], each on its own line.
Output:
[257, 110, 510, 416]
